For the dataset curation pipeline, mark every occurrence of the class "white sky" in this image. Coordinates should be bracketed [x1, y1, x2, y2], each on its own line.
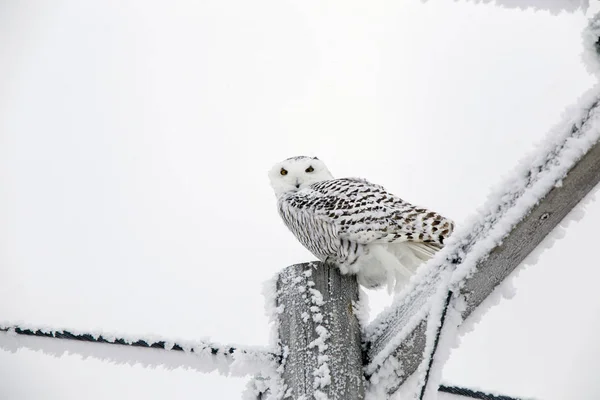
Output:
[1, 0, 599, 399]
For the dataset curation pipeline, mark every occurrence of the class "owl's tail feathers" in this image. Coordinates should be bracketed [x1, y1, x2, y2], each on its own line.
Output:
[369, 244, 415, 295]
[404, 241, 441, 261]
[372, 241, 442, 294]
[363, 242, 442, 294]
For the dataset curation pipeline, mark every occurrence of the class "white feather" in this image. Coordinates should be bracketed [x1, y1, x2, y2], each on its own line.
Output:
[270, 156, 453, 291]
[368, 244, 420, 294]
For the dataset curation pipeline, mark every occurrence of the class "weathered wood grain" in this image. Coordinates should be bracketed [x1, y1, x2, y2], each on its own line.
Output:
[461, 133, 600, 315]
[278, 262, 365, 399]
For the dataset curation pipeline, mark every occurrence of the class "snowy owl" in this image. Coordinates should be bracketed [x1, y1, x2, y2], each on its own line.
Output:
[268, 156, 454, 293]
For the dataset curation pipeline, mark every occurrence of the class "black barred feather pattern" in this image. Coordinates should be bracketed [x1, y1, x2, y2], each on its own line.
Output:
[269, 156, 454, 290]
[278, 177, 454, 271]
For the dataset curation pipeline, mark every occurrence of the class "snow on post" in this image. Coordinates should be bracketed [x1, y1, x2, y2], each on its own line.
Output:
[364, 83, 600, 397]
[277, 262, 365, 400]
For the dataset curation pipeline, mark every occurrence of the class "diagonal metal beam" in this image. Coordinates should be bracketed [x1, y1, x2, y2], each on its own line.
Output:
[364, 88, 600, 396]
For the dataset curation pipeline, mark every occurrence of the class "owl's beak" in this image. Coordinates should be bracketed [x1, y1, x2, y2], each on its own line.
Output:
[295, 179, 300, 189]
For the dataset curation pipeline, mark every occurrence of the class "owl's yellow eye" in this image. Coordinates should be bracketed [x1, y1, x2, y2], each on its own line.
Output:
[305, 166, 314, 173]
[280, 168, 288, 176]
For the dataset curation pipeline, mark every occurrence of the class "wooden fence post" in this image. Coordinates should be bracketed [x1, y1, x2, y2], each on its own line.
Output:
[277, 262, 365, 399]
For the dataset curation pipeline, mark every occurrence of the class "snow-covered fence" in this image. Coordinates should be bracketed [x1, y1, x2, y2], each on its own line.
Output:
[2, 11, 600, 400]
[437, 0, 588, 13]
[4, 89, 599, 398]
[364, 85, 600, 397]
[3, 87, 599, 400]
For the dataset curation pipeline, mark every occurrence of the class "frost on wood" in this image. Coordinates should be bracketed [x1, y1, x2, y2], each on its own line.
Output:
[460, 182, 598, 339]
[353, 288, 371, 329]
[364, 83, 600, 396]
[0, 322, 276, 378]
[437, 383, 533, 400]
[582, 10, 600, 77]
[414, 290, 465, 400]
[262, 273, 285, 352]
[277, 262, 364, 400]
[242, 275, 287, 400]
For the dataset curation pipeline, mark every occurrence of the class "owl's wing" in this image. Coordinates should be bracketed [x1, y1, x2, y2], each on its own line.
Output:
[300, 178, 454, 246]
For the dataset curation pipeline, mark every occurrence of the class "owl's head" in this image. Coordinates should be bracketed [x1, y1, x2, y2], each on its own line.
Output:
[268, 156, 333, 196]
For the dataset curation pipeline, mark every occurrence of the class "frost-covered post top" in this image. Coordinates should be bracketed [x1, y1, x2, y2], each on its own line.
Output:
[268, 156, 334, 197]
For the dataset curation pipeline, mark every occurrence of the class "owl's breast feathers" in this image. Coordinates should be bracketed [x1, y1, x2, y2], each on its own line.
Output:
[279, 177, 454, 249]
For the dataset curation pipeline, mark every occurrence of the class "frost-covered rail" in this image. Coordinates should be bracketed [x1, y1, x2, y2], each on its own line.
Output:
[426, 0, 588, 13]
[364, 85, 600, 396]
[438, 384, 526, 400]
[0, 323, 278, 377]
